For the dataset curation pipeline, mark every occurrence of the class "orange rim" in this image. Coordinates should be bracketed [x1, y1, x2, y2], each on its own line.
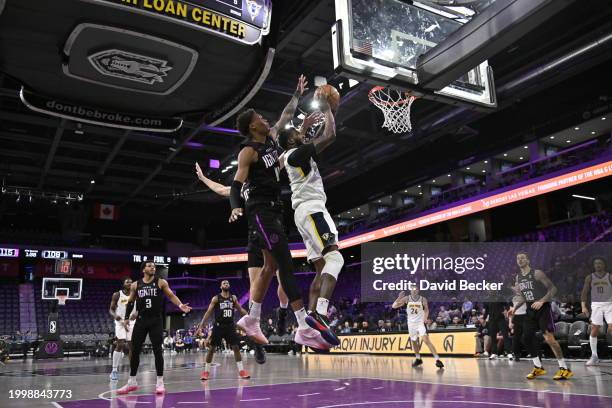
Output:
[368, 86, 416, 107]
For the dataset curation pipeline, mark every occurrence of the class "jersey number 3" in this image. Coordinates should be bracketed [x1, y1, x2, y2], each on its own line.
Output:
[145, 298, 152, 308]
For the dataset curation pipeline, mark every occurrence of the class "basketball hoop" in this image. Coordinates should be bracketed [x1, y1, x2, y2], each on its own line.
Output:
[56, 295, 67, 306]
[368, 86, 418, 134]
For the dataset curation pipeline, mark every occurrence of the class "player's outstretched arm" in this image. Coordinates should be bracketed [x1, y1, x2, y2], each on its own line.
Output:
[195, 162, 230, 197]
[159, 278, 191, 313]
[270, 74, 308, 140]
[198, 296, 217, 330]
[229, 147, 255, 223]
[391, 291, 407, 309]
[312, 99, 336, 153]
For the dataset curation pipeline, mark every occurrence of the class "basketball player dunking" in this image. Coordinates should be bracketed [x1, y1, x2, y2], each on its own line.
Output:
[117, 261, 192, 395]
[109, 278, 134, 381]
[198, 280, 250, 380]
[514, 251, 573, 380]
[393, 288, 444, 368]
[581, 256, 612, 366]
[277, 95, 343, 346]
[230, 75, 330, 350]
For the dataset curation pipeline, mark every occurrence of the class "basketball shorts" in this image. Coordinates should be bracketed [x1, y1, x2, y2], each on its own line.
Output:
[247, 201, 289, 254]
[525, 302, 555, 333]
[294, 200, 338, 262]
[114, 319, 135, 341]
[591, 302, 612, 326]
[211, 323, 240, 348]
[408, 322, 427, 341]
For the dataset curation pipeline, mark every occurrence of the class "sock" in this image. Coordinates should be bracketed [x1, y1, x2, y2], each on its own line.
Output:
[236, 361, 244, 371]
[557, 358, 567, 369]
[128, 376, 137, 386]
[590, 336, 598, 358]
[532, 356, 542, 368]
[316, 298, 329, 316]
[156, 376, 163, 385]
[204, 363, 211, 372]
[295, 308, 309, 329]
[280, 302, 288, 309]
[249, 302, 261, 320]
[112, 351, 122, 370]
[415, 353, 421, 359]
[433, 353, 439, 360]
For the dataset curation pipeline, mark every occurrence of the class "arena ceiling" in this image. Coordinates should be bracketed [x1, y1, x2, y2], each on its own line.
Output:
[1, 0, 611, 233]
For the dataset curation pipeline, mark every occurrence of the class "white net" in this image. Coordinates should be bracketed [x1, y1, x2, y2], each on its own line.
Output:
[368, 87, 417, 134]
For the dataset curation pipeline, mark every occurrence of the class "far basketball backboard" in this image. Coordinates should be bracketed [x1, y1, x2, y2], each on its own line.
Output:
[332, 0, 497, 108]
[42, 277, 83, 301]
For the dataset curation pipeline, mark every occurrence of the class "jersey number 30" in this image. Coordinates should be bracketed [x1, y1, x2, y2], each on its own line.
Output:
[223, 309, 232, 318]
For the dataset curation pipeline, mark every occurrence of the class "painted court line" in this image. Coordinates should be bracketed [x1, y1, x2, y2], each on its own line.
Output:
[240, 398, 271, 402]
[298, 393, 321, 397]
[50, 403, 64, 408]
[315, 401, 544, 408]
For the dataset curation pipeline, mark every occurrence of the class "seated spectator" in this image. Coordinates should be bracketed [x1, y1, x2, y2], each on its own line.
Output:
[384, 320, 393, 332]
[435, 316, 446, 328]
[437, 306, 450, 325]
[163, 334, 174, 351]
[351, 322, 360, 333]
[376, 320, 386, 332]
[425, 318, 437, 330]
[450, 316, 463, 326]
[449, 303, 462, 320]
[174, 336, 185, 353]
[358, 321, 371, 333]
[183, 333, 194, 351]
[462, 299, 473, 319]
[340, 321, 352, 334]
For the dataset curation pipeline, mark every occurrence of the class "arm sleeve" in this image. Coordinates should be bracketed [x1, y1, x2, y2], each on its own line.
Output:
[287, 143, 318, 168]
[229, 180, 243, 209]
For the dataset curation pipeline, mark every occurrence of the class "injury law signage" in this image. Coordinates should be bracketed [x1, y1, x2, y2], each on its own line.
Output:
[305, 331, 476, 356]
[88, 0, 271, 45]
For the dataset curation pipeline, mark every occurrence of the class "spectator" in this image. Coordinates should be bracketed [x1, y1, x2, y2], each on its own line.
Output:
[163, 334, 174, 351]
[358, 321, 370, 333]
[437, 306, 450, 325]
[462, 299, 473, 318]
[340, 321, 352, 334]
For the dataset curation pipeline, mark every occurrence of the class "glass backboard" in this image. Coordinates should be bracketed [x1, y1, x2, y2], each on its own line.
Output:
[42, 277, 83, 301]
[333, 0, 496, 108]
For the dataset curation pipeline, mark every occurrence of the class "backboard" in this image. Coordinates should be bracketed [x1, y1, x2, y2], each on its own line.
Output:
[42, 277, 83, 301]
[332, 0, 496, 108]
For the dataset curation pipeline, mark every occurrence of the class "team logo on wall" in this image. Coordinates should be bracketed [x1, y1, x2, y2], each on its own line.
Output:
[88, 49, 173, 85]
[45, 342, 58, 354]
[246, 0, 263, 21]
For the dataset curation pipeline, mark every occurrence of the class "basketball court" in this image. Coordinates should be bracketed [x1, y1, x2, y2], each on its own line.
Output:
[1, 0, 612, 407]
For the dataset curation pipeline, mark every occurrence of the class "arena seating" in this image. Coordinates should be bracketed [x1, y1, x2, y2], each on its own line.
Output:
[0, 282, 20, 335]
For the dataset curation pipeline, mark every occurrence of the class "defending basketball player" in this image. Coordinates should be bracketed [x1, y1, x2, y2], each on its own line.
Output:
[197, 280, 250, 380]
[392, 288, 444, 368]
[117, 261, 192, 395]
[514, 251, 572, 380]
[109, 278, 134, 381]
[276, 93, 343, 346]
[230, 74, 331, 350]
[580, 257, 612, 366]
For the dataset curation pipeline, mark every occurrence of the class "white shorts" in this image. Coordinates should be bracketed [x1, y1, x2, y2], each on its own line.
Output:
[294, 200, 338, 262]
[408, 322, 427, 340]
[115, 320, 135, 341]
[591, 302, 612, 326]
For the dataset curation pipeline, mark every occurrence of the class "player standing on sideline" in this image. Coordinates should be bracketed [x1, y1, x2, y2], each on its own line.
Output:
[514, 251, 573, 380]
[198, 280, 250, 380]
[581, 257, 612, 366]
[117, 261, 192, 395]
[109, 278, 134, 381]
[230, 75, 330, 350]
[277, 95, 343, 346]
[392, 288, 444, 369]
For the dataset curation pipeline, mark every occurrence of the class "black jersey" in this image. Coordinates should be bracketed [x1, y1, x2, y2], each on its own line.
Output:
[515, 268, 547, 302]
[214, 293, 235, 325]
[135, 277, 164, 318]
[240, 136, 281, 207]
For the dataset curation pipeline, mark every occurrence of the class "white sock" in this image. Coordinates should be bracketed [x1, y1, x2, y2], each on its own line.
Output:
[204, 362, 211, 371]
[112, 351, 122, 370]
[128, 376, 137, 386]
[590, 336, 598, 358]
[532, 356, 542, 368]
[156, 376, 163, 385]
[557, 358, 567, 368]
[295, 308, 309, 329]
[236, 361, 244, 371]
[415, 353, 421, 359]
[316, 298, 329, 316]
[249, 302, 261, 320]
[433, 353, 439, 360]
[280, 302, 288, 309]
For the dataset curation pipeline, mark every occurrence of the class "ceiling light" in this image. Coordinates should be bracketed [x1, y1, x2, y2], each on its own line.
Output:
[549, 136, 555, 139]
[466, 167, 470, 170]
[447, 174, 451, 177]
[482, 170, 486, 173]
[602, 117, 607, 121]
[591, 131, 596, 135]
[432, 180, 436, 183]
[484, 160, 488, 164]
[503, 153, 508, 157]
[378, 200, 381, 203]
[231, 160, 238, 165]
[90, 179, 95, 184]
[284, 123, 292, 129]
[566, 140, 571, 143]
[519, 157, 523, 160]
[351, 216, 354, 219]
[417, 185, 421, 188]
[221, 169, 228, 173]
[419, 192, 422, 195]
[404, 190, 408, 193]
[311, 101, 320, 109]
[572, 194, 595, 201]
[297, 113, 305, 120]
[524, 146, 528, 149]
[574, 127, 579, 130]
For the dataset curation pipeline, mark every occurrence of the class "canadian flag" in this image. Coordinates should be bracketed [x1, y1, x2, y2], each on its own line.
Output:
[94, 204, 119, 220]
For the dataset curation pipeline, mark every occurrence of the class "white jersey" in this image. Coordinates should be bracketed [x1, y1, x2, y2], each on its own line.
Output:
[406, 295, 425, 324]
[115, 290, 130, 320]
[284, 145, 326, 210]
[591, 272, 612, 303]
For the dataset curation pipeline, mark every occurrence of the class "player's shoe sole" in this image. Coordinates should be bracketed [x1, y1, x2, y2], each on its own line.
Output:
[526, 367, 546, 380]
[295, 327, 331, 350]
[117, 385, 138, 395]
[305, 313, 340, 346]
[237, 315, 269, 345]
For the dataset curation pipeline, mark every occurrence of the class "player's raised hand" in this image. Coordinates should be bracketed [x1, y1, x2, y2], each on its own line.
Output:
[195, 162, 206, 182]
[301, 111, 324, 130]
[296, 74, 309, 96]
[229, 208, 243, 223]
[396, 291, 406, 300]
[179, 303, 192, 313]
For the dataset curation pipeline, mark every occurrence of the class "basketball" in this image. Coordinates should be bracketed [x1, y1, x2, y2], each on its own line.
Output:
[314, 84, 341, 111]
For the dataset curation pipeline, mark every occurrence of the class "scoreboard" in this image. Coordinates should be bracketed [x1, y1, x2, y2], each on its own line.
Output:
[89, 0, 273, 45]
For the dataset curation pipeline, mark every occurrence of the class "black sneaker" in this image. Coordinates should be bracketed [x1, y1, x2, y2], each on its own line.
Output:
[254, 344, 266, 364]
[435, 359, 444, 369]
[305, 312, 340, 346]
[412, 358, 423, 367]
[277, 307, 288, 336]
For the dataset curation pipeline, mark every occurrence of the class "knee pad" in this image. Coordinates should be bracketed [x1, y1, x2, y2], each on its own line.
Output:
[322, 250, 343, 280]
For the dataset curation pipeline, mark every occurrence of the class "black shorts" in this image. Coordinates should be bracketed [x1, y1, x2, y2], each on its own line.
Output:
[524, 302, 555, 333]
[247, 224, 264, 268]
[211, 323, 239, 348]
[247, 201, 288, 253]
